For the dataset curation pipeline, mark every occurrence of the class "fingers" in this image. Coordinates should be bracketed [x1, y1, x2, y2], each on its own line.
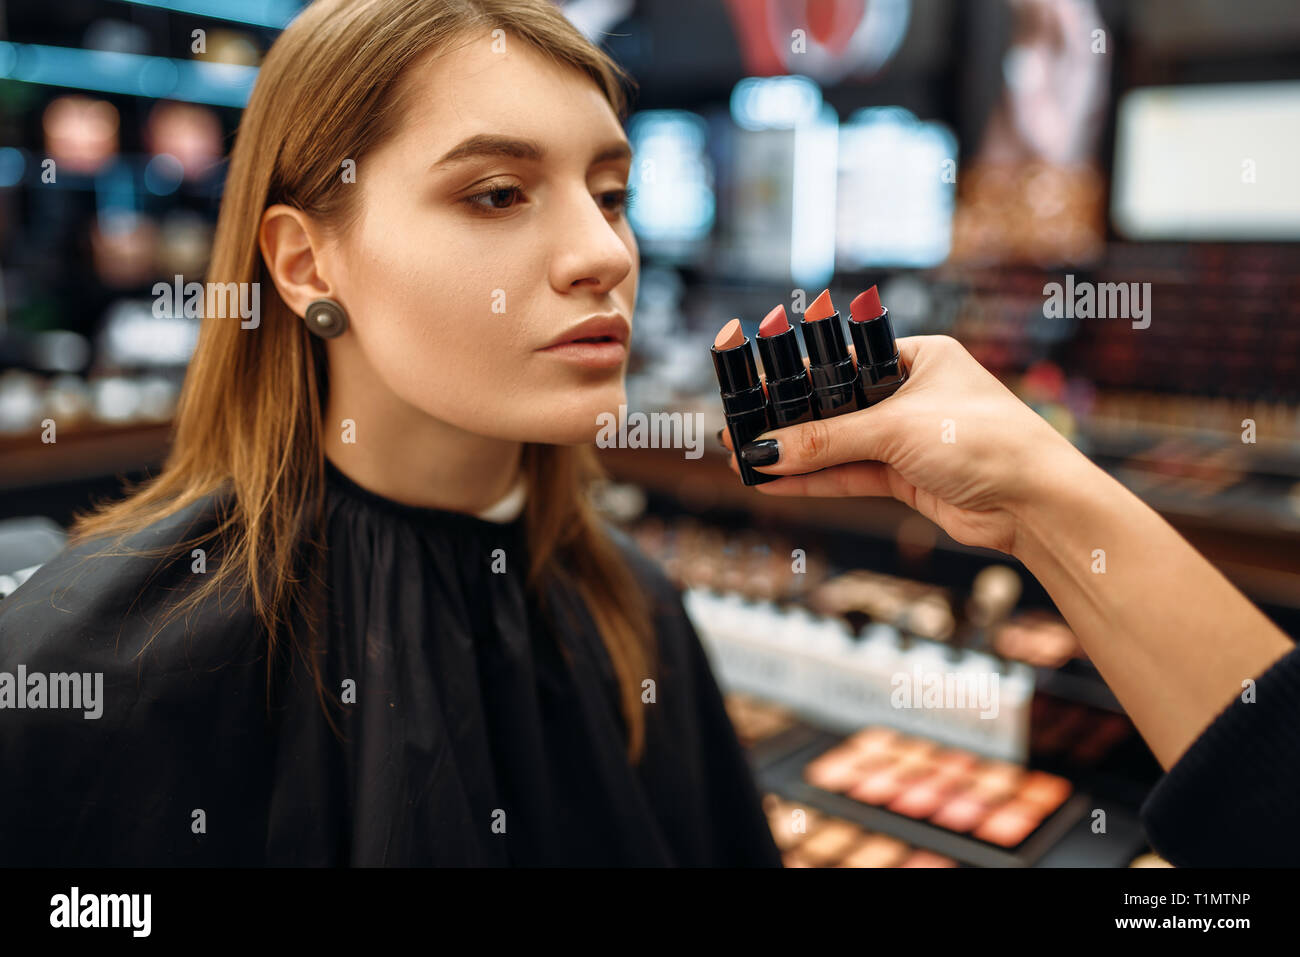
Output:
[724, 451, 897, 498]
[735, 404, 899, 476]
[895, 335, 920, 366]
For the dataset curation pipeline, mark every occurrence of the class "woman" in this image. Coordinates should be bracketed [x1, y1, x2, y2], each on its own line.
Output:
[0, 0, 780, 866]
[722, 334, 1299, 867]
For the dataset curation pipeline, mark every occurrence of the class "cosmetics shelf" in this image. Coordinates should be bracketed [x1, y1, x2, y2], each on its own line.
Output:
[597, 444, 1300, 614]
[0, 421, 172, 491]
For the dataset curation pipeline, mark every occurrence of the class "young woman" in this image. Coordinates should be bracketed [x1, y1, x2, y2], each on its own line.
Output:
[0, 0, 781, 866]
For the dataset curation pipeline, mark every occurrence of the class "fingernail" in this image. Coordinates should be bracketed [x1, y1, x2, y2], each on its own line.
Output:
[715, 427, 725, 444]
[739, 439, 780, 467]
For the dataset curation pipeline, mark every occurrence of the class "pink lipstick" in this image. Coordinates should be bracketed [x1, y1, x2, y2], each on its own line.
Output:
[711, 318, 780, 486]
[799, 289, 867, 419]
[755, 304, 817, 428]
[848, 286, 908, 404]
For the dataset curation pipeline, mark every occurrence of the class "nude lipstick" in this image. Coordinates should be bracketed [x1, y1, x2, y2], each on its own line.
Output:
[711, 318, 780, 486]
[799, 289, 867, 419]
[755, 304, 817, 428]
[848, 285, 909, 405]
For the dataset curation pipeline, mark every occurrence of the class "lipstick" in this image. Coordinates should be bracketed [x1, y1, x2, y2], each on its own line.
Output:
[711, 318, 780, 486]
[799, 289, 867, 419]
[755, 304, 817, 428]
[848, 285, 909, 405]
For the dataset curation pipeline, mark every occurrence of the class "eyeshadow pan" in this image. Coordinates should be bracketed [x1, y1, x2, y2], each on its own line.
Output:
[972, 802, 1041, 848]
[838, 834, 909, 868]
[848, 766, 915, 805]
[888, 776, 958, 819]
[968, 762, 1024, 802]
[929, 750, 978, 778]
[768, 806, 823, 851]
[899, 849, 958, 868]
[930, 793, 990, 833]
[1017, 770, 1072, 813]
[844, 726, 900, 754]
[804, 751, 870, 792]
[798, 819, 863, 865]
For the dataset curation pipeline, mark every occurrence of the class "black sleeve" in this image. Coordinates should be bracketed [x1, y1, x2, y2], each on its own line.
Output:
[1139, 641, 1300, 866]
[0, 496, 275, 866]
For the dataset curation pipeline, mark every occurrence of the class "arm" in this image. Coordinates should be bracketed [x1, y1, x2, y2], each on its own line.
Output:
[1009, 442, 1292, 770]
[720, 335, 1293, 771]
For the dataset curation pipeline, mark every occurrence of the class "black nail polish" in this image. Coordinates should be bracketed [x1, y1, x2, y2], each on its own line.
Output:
[740, 439, 779, 467]
[715, 427, 725, 444]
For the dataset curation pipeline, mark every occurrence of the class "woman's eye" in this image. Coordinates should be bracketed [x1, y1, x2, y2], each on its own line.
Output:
[599, 186, 635, 215]
[464, 184, 524, 213]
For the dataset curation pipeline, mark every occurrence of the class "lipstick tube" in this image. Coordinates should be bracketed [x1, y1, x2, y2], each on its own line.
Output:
[848, 286, 909, 406]
[711, 320, 780, 486]
[799, 290, 867, 419]
[755, 305, 817, 428]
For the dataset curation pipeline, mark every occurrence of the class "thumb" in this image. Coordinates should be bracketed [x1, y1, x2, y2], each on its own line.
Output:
[737, 402, 901, 475]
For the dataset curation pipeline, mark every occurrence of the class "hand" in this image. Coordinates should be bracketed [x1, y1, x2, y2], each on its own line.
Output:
[719, 335, 1097, 556]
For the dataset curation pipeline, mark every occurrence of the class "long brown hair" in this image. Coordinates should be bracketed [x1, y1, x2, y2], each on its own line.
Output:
[68, 0, 656, 761]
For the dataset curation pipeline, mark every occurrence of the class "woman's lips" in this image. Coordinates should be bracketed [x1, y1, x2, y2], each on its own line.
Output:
[537, 336, 627, 368]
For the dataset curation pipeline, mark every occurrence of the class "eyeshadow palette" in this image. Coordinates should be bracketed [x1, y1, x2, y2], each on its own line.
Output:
[764, 794, 958, 868]
[725, 693, 798, 748]
[725, 692, 825, 771]
[801, 726, 1074, 850]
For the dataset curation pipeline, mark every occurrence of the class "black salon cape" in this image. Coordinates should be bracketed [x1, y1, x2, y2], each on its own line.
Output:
[0, 461, 781, 866]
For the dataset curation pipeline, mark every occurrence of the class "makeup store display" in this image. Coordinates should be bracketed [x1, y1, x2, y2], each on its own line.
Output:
[625, 511, 1160, 866]
[683, 584, 1035, 760]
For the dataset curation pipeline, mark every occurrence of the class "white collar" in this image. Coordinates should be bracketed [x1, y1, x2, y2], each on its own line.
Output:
[474, 475, 527, 523]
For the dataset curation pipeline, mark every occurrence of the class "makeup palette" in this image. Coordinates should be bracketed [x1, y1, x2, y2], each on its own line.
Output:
[725, 693, 798, 748]
[800, 726, 1074, 849]
[763, 794, 958, 868]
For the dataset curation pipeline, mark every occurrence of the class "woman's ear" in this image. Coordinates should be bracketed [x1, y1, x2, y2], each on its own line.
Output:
[258, 203, 337, 317]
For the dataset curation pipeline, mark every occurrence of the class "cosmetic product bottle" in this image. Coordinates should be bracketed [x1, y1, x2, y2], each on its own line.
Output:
[799, 289, 867, 418]
[711, 318, 780, 486]
[755, 304, 817, 427]
[848, 285, 909, 405]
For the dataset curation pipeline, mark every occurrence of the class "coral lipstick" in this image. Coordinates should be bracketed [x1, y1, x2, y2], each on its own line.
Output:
[711, 318, 780, 486]
[799, 289, 867, 418]
[756, 304, 817, 428]
[848, 285, 909, 405]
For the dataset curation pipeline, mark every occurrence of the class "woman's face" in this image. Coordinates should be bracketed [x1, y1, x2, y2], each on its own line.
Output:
[325, 31, 638, 444]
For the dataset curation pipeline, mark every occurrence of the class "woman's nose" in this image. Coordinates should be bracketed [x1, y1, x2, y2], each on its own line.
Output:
[548, 185, 635, 293]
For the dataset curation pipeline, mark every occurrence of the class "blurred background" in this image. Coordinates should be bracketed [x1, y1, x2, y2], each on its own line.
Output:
[1, 0, 1298, 868]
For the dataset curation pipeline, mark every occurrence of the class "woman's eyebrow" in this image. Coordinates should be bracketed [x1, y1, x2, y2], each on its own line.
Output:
[429, 134, 632, 171]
